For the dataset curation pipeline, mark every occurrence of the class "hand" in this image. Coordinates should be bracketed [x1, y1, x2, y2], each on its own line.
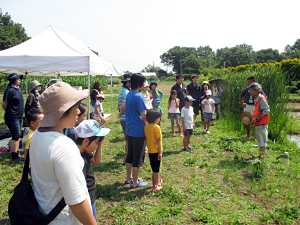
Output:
[250, 119, 257, 125]
[158, 153, 162, 161]
[99, 136, 105, 145]
[242, 103, 246, 108]
[213, 112, 215, 115]
[183, 127, 186, 132]
[117, 113, 121, 118]
[193, 124, 195, 129]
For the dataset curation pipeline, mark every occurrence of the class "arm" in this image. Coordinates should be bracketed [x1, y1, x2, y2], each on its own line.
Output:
[156, 138, 162, 161]
[145, 136, 147, 148]
[168, 101, 171, 110]
[69, 199, 97, 225]
[176, 98, 180, 108]
[118, 101, 126, 118]
[90, 137, 104, 165]
[158, 89, 163, 100]
[202, 103, 204, 114]
[239, 94, 246, 108]
[182, 117, 186, 132]
[141, 110, 148, 125]
[213, 103, 215, 115]
[1, 101, 7, 111]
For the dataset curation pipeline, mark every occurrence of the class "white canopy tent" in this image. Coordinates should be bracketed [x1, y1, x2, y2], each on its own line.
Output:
[0, 25, 123, 123]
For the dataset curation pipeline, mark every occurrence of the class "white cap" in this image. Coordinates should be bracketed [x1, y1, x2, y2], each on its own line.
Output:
[206, 90, 212, 95]
[75, 120, 110, 138]
[144, 80, 149, 87]
[96, 94, 106, 99]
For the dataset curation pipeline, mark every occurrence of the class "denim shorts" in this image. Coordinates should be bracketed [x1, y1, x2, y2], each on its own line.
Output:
[5, 119, 23, 140]
[203, 113, 215, 120]
[169, 113, 181, 119]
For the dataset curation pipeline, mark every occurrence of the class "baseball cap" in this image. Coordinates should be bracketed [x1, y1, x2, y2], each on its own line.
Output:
[206, 90, 212, 95]
[8, 73, 23, 84]
[202, 81, 209, 85]
[75, 120, 110, 138]
[153, 99, 160, 103]
[144, 80, 149, 87]
[122, 73, 132, 83]
[97, 94, 106, 99]
[184, 95, 196, 102]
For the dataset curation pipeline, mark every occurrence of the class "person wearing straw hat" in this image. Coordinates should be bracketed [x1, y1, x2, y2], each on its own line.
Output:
[29, 82, 96, 225]
[249, 82, 270, 157]
[25, 80, 43, 118]
[140, 80, 152, 109]
[240, 76, 267, 138]
[118, 73, 132, 165]
[2, 73, 24, 161]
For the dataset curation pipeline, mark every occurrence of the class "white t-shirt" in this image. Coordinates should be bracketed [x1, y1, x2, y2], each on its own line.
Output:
[202, 98, 215, 113]
[30, 130, 91, 225]
[181, 106, 194, 129]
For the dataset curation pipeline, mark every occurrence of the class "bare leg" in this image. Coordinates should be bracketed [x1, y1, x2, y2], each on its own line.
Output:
[10, 140, 19, 153]
[152, 172, 159, 189]
[187, 135, 191, 147]
[183, 136, 188, 149]
[125, 163, 133, 182]
[207, 120, 210, 131]
[203, 119, 207, 129]
[171, 119, 175, 134]
[245, 125, 251, 138]
[259, 147, 265, 158]
[176, 118, 182, 134]
[132, 167, 140, 186]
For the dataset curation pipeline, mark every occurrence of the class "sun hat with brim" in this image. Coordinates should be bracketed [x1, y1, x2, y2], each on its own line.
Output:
[39, 82, 89, 127]
[202, 81, 209, 85]
[75, 119, 110, 138]
[30, 80, 42, 91]
[184, 95, 196, 102]
[8, 73, 23, 84]
[240, 112, 253, 125]
[149, 81, 157, 87]
[122, 73, 132, 83]
[97, 94, 106, 99]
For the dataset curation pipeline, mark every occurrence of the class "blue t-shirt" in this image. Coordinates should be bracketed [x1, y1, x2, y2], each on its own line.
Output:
[118, 87, 130, 121]
[125, 90, 147, 137]
[3, 86, 24, 120]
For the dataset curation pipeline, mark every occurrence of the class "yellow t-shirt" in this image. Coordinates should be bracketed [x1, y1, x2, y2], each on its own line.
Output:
[25, 129, 35, 150]
[144, 124, 163, 154]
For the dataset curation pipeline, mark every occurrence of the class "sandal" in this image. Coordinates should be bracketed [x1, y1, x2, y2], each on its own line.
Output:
[130, 181, 147, 189]
[158, 179, 163, 186]
[150, 186, 162, 192]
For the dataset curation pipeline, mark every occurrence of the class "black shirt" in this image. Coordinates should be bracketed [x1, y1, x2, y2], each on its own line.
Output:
[241, 87, 266, 105]
[171, 83, 187, 110]
[187, 83, 201, 106]
[66, 127, 78, 142]
[81, 151, 96, 204]
[3, 86, 24, 120]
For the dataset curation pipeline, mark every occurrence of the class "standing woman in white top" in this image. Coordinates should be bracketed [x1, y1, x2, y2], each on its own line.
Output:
[201, 90, 215, 134]
[29, 82, 96, 225]
[168, 90, 183, 137]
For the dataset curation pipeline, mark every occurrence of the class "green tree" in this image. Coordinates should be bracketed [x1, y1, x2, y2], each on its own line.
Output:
[255, 48, 281, 63]
[182, 54, 201, 74]
[0, 9, 29, 50]
[216, 47, 254, 68]
[196, 45, 215, 68]
[290, 50, 300, 59]
[236, 43, 254, 53]
[141, 64, 160, 73]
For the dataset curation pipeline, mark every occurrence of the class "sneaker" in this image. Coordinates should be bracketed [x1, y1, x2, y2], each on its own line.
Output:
[11, 152, 25, 161]
[202, 129, 206, 133]
[206, 130, 210, 134]
[130, 181, 147, 189]
[173, 133, 176, 137]
[183, 148, 192, 152]
[187, 146, 194, 151]
[180, 133, 183, 137]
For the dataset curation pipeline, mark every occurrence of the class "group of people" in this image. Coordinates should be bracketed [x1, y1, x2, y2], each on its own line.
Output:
[0, 71, 270, 224]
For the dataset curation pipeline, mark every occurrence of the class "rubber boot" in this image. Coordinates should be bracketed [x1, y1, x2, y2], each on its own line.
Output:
[11, 152, 25, 161]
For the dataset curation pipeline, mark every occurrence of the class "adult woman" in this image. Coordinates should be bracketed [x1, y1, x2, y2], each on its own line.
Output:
[90, 82, 103, 114]
[1, 73, 24, 161]
[148, 81, 163, 107]
[29, 82, 96, 225]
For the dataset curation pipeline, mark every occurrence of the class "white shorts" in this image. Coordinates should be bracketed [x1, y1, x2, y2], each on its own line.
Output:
[94, 114, 100, 121]
[244, 104, 254, 116]
[255, 124, 268, 147]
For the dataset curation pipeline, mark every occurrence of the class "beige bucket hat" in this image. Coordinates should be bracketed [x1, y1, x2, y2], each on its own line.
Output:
[39, 82, 89, 127]
[240, 112, 253, 125]
[30, 80, 42, 91]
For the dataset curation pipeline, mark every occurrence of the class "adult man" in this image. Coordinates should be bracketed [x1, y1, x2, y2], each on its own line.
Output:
[187, 75, 201, 122]
[171, 74, 187, 111]
[117, 73, 132, 165]
[239, 76, 267, 138]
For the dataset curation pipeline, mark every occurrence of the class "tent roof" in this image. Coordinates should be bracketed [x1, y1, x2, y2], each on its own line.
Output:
[0, 25, 123, 76]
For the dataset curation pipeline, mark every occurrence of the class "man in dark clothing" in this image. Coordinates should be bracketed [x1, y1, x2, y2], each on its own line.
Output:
[171, 75, 187, 111]
[187, 75, 201, 121]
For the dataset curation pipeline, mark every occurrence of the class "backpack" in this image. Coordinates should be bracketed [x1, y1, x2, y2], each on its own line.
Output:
[8, 152, 66, 225]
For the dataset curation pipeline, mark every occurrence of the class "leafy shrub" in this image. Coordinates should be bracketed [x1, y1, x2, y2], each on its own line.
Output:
[111, 78, 121, 85]
[147, 75, 157, 81]
[286, 86, 298, 93]
[297, 81, 300, 89]
[289, 81, 297, 86]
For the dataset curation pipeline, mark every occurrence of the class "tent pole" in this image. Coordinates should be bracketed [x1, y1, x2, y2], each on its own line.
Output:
[111, 74, 113, 125]
[88, 72, 90, 119]
[25, 71, 28, 99]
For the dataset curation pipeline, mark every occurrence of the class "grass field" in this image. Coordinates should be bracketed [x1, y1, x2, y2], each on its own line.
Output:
[0, 85, 299, 224]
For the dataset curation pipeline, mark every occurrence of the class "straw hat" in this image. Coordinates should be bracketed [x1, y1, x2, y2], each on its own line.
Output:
[30, 80, 42, 91]
[39, 82, 89, 127]
[240, 112, 253, 125]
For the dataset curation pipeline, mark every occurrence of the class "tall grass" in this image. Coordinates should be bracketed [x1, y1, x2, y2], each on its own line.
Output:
[219, 67, 294, 142]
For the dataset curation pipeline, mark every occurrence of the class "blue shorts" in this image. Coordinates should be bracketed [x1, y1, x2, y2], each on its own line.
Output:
[169, 113, 180, 119]
[203, 113, 214, 120]
[5, 119, 23, 140]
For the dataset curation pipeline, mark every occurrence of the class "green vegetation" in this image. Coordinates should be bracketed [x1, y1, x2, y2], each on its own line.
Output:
[0, 90, 299, 224]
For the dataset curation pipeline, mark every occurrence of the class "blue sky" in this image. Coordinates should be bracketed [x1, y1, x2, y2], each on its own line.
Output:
[2, 0, 299, 72]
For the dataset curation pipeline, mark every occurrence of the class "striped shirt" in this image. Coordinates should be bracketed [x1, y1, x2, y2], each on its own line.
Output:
[241, 87, 266, 105]
[118, 87, 130, 121]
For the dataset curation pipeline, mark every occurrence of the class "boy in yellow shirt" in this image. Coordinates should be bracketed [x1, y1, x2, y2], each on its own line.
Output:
[25, 109, 44, 158]
[144, 108, 163, 192]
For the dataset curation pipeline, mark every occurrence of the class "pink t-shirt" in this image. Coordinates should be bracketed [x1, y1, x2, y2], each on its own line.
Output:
[168, 99, 180, 113]
[202, 98, 215, 113]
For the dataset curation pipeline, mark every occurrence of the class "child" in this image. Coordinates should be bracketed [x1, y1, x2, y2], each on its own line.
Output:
[200, 81, 210, 121]
[153, 99, 163, 126]
[25, 108, 44, 158]
[210, 80, 222, 125]
[149, 81, 164, 108]
[202, 90, 215, 133]
[168, 90, 183, 137]
[249, 82, 270, 157]
[144, 108, 163, 192]
[75, 119, 110, 222]
[140, 80, 152, 109]
[181, 96, 195, 151]
[95, 94, 106, 125]
[25, 80, 43, 119]
[66, 103, 88, 142]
